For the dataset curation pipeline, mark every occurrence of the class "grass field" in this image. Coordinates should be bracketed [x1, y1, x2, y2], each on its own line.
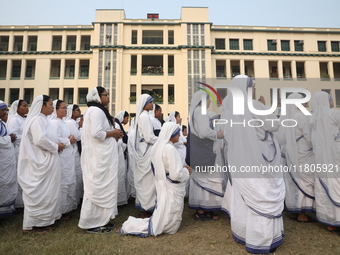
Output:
[1, 200, 339, 255]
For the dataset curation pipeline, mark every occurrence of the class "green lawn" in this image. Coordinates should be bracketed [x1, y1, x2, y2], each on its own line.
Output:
[1, 200, 339, 255]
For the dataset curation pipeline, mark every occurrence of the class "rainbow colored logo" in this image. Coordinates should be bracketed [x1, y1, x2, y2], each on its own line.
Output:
[197, 82, 223, 106]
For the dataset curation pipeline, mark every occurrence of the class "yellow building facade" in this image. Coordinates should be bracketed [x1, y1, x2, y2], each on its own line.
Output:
[1, 7, 340, 122]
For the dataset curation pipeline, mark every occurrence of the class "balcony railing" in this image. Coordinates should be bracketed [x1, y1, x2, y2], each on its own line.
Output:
[142, 66, 163, 75]
[81, 42, 90, 50]
[28, 43, 37, 51]
[80, 67, 89, 78]
[66, 43, 76, 51]
[0, 42, 8, 51]
[13, 43, 22, 51]
[131, 37, 137, 44]
[52, 42, 62, 51]
[142, 37, 163, 44]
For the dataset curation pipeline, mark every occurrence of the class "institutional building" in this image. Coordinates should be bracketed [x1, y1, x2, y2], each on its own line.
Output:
[1, 7, 340, 121]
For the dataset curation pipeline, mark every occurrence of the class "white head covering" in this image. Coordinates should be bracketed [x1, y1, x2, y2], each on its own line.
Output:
[22, 95, 44, 136]
[151, 122, 180, 173]
[116, 110, 126, 123]
[189, 90, 210, 131]
[87, 87, 102, 103]
[65, 104, 74, 121]
[165, 111, 176, 122]
[135, 94, 153, 127]
[47, 99, 58, 120]
[8, 100, 19, 121]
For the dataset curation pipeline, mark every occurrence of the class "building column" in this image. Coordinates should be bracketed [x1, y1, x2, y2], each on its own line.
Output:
[278, 60, 283, 79]
[226, 59, 231, 78]
[291, 60, 297, 79]
[328, 61, 334, 79]
[6, 59, 12, 80]
[75, 59, 80, 79]
[137, 53, 142, 76]
[240, 59, 245, 75]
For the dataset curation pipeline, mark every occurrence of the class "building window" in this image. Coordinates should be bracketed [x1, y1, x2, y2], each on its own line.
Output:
[243, 39, 253, 50]
[131, 30, 137, 44]
[50, 60, 61, 78]
[215, 39, 225, 50]
[142, 84, 163, 103]
[64, 60, 75, 78]
[319, 62, 330, 79]
[334, 62, 340, 80]
[296, 62, 305, 78]
[79, 60, 89, 78]
[168, 85, 174, 104]
[283, 61, 292, 79]
[11, 60, 21, 78]
[13, 36, 23, 51]
[231, 60, 240, 77]
[0, 89, 4, 101]
[80, 36, 91, 50]
[66, 36, 76, 51]
[281, 40, 290, 51]
[142, 55, 163, 75]
[267, 40, 277, 51]
[168, 30, 174, 44]
[336, 90, 340, 106]
[52, 36, 62, 51]
[63, 88, 74, 104]
[318, 41, 327, 52]
[49, 88, 59, 100]
[27, 36, 37, 51]
[0, 36, 9, 51]
[130, 55, 137, 75]
[25, 60, 36, 78]
[229, 39, 239, 50]
[10, 88, 19, 104]
[78, 88, 88, 104]
[245, 61, 254, 78]
[294, 40, 304, 51]
[0, 60, 7, 79]
[269, 61, 278, 78]
[216, 60, 226, 77]
[166, 55, 174, 75]
[142, 30, 163, 44]
[331, 41, 340, 52]
[24, 88, 34, 104]
[130, 84, 136, 103]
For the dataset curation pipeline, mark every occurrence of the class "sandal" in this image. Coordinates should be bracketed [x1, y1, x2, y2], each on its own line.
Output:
[206, 212, 219, 220]
[194, 210, 218, 221]
[86, 226, 112, 234]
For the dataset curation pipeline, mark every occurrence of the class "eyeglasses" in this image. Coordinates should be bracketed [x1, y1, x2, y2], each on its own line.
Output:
[59, 107, 67, 110]
[0, 109, 9, 114]
[101, 93, 109, 97]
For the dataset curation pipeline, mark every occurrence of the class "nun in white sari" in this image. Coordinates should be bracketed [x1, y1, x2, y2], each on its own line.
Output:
[114, 111, 128, 206]
[120, 122, 190, 236]
[7, 99, 28, 208]
[222, 75, 285, 254]
[188, 91, 224, 220]
[310, 91, 340, 231]
[132, 94, 157, 214]
[78, 87, 122, 233]
[65, 104, 83, 206]
[18, 95, 64, 231]
[279, 93, 315, 221]
[0, 101, 17, 216]
[50, 100, 77, 216]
